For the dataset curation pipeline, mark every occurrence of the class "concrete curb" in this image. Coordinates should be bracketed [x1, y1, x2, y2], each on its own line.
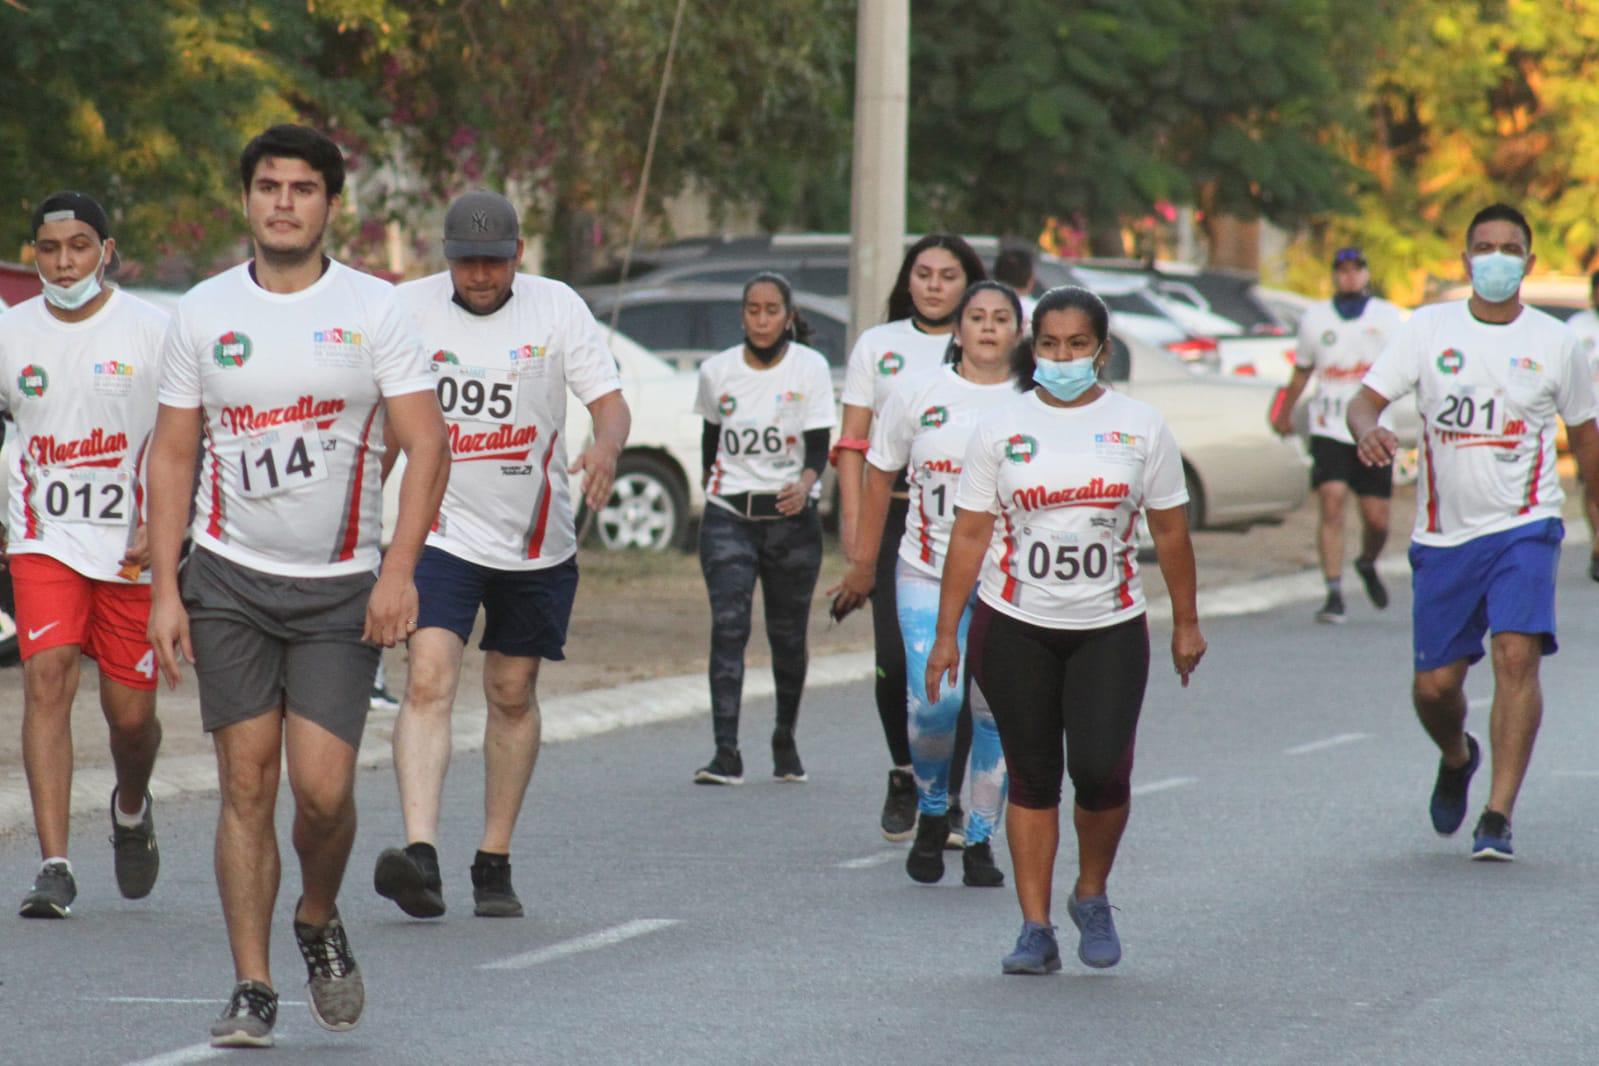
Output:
[0, 557, 1408, 837]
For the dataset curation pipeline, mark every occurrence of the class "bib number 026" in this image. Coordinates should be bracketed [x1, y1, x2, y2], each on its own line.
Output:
[238, 424, 328, 499]
[721, 425, 784, 456]
[1026, 540, 1110, 582]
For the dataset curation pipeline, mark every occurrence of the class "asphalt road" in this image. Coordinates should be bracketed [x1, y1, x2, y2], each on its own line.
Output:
[7, 549, 1599, 1065]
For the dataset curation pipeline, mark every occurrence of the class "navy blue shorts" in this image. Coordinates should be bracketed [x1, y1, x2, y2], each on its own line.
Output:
[414, 545, 579, 661]
[1409, 518, 1562, 672]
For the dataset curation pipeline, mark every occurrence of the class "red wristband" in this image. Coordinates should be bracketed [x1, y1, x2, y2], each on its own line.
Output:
[828, 437, 870, 467]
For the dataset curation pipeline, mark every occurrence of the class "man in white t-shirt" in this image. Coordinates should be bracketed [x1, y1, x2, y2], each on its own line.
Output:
[146, 125, 450, 1048]
[2, 193, 166, 919]
[1349, 203, 1599, 863]
[1561, 270, 1599, 578]
[371, 191, 629, 922]
[1272, 247, 1405, 622]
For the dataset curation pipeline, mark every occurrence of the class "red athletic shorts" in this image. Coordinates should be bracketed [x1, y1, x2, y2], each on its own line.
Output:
[10, 553, 157, 691]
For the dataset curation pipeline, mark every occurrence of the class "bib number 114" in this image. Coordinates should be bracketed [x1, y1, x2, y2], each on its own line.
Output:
[238, 425, 328, 499]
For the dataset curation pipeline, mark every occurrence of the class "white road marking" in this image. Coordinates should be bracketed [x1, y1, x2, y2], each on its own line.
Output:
[480, 918, 679, 971]
[1551, 770, 1599, 778]
[1130, 776, 1198, 797]
[123, 1042, 225, 1066]
[836, 851, 904, 869]
[1284, 732, 1372, 756]
[92, 996, 304, 1006]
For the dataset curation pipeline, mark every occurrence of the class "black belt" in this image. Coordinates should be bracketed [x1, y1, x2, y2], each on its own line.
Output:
[715, 492, 785, 519]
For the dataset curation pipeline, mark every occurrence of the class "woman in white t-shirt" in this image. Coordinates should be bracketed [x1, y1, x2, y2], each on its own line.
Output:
[927, 287, 1207, 974]
[692, 272, 836, 786]
[834, 281, 1026, 888]
[834, 234, 986, 842]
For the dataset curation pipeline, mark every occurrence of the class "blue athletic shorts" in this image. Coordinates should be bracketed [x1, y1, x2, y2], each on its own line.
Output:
[1409, 517, 1562, 671]
[413, 544, 579, 660]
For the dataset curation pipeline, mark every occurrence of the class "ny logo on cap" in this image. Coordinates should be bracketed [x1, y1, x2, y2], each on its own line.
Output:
[472, 210, 490, 233]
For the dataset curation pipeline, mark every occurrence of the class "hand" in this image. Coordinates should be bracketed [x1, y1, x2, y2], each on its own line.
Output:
[1270, 410, 1295, 437]
[119, 525, 151, 575]
[1171, 620, 1207, 688]
[147, 591, 194, 690]
[925, 632, 961, 704]
[825, 560, 876, 620]
[570, 442, 621, 513]
[1355, 426, 1400, 468]
[776, 479, 810, 517]
[363, 571, 419, 648]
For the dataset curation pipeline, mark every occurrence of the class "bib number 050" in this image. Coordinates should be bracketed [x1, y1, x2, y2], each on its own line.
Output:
[1026, 541, 1110, 582]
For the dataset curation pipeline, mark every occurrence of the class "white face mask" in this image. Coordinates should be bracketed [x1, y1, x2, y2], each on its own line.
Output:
[39, 244, 105, 311]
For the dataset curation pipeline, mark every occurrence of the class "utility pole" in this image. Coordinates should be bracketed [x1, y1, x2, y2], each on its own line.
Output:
[847, 0, 909, 347]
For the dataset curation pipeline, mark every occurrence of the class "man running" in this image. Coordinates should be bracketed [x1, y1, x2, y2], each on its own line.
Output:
[146, 124, 450, 1047]
[1272, 247, 1404, 622]
[1562, 270, 1599, 580]
[1348, 203, 1599, 862]
[1, 192, 166, 918]
[372, 190, 628, 920]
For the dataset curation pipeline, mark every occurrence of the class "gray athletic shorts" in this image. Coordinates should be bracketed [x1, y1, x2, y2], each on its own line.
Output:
[180, 547, 380, 749]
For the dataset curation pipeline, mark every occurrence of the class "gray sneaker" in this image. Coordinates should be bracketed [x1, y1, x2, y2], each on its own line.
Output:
[110, 787, 159, 899]
[19, 860, 76, 919]
[293, 903, 364, 1031]
[1067, 892, 1122, 968]
[209, 980, 277, 1048]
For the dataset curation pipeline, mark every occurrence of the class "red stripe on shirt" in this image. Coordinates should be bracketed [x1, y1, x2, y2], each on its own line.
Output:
[998, 511, 1019, 604]
[335, 407, 381, 562]
[1421, 422, 1440, 534]
[1518, 429, 1544, 514]
[916, 479, 934, 564]
[204, 420, 225, 540]
[1116, 516, 1137, 610]
[20, 456, 38, 539]
[526, 430, 560, 559]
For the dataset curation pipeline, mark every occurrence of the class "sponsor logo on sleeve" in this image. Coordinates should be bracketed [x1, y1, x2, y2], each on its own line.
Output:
[1436, 348, 1465, 375]
[877, 352, 906, 376]
[312, 326, 366, 368]
[212, 331, 252, 368]
[93, 359, 136, 396]
[718, 394, 738, 417]
[17, 364, 48, 397]
[1003, 433, 1037, 464]
[920, 405, 949, 429]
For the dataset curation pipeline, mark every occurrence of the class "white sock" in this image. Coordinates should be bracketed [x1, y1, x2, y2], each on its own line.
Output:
[41, 856, 71, 874]
[113, 792, 149, 828]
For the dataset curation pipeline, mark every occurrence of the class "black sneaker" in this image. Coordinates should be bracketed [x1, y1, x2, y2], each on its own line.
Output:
[880, 769, 917, 841]
[293, 903, 364, 1031]
[962, 840, 1005, 887]
[772, 732, 807, 783]
[1471, 810, 1514, 861]
[18, 860, 75, 918]
[1315, 591, 1347, 624]
[905, 813, 948, 884]
[1590, 555, 1599, 583]
[694, 746, 744, 785]
[209, 980, 278, 1048]
[1353, 557, 1389, 609]
[1429, 732, 1481, 836]
[109, 788, 159, 900]
[471, 857, 524, 917]
[944, 801, 966, 850]
[374, 845, 445, 918]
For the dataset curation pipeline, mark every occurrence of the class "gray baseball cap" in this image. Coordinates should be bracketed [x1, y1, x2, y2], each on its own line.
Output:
[443, 190, 520, 260]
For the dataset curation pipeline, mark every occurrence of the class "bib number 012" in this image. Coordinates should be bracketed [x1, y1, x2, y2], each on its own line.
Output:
[39, 468, 130, 526]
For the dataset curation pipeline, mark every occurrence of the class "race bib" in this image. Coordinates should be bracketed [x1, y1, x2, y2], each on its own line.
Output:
[1432, 388, 1509, 436]
[917, 468, 960, 523]
[720, 421, 790, 460]
[434, 364, 519, 426]
[238, 423, 328, 499]
[1016, 525, 1115, 585]
[38, 466, 133, 527]
[1313, 388, 1352, 431]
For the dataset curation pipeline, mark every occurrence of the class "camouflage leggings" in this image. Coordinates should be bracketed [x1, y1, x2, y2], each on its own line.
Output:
[698, 502, 823, 751]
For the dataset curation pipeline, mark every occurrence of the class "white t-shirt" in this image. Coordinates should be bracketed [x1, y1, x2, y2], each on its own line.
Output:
[1294, 297, 1405, 444]
[696, 343, 835, 502]
[841, 319, 953, 415]
[867, 365, 1019, 577]
[395, 272, 622, 570]
[1362, 300, 1598, 547]
[159, 261, 434, 578]
[1566, 308, 1599, 383]
[956, 388, 1188, 629]
[0, 290, 166, 582]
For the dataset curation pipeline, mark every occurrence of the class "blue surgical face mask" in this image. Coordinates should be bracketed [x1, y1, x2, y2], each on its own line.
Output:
[1469, 252, 1525, 303]
[38, 245, 105, 311]
[1033, 345, 1102, 402]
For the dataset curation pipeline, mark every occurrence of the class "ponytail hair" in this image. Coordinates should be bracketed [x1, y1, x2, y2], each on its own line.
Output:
[943, 280, 1025, 377]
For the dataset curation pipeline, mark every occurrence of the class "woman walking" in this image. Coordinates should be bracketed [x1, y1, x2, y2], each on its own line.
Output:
[833, 282, 1025, 886]
[835, 234, 985, 839]
[693, 273, 836, 785]
[927, 286, 1206, 971]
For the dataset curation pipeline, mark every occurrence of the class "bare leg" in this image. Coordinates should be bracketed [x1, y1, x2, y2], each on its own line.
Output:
[285, 714, 360, 927]
[1356, 493, 1390, 564]
[1073, 802, 1131, 899]
[1007, 804, 1059, 926]
[214, 711, 284, 986]
[100, 672, 160, 814]
[391, 628, 466, 845]
[1484, 632, 1544, 819]
[21, 646, 83, 860]
[1586, 488, 1599, 559]
[479, 652, 541, 854]
[1414, 660, 1472, 767]
[1317, 481, 1349, 580]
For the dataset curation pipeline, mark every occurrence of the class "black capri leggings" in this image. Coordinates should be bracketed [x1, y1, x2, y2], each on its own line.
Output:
[968, 601, 1149, 812]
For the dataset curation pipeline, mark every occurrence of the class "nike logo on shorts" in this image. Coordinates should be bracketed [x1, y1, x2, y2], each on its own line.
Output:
[27, 621, 60, 641]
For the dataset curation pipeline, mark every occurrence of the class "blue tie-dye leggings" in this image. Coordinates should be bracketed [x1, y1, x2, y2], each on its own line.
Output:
[895, 559, 1008, 845]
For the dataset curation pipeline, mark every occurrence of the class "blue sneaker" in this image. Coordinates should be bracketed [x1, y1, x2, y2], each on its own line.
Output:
[1067, 893, 1122, 968]
[1001, 921, 1061, 975]
[1470, 810, 1513, 861]
[1429, 733, 1480, 836]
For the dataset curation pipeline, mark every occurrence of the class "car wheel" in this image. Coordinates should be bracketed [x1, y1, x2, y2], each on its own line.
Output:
[1183, 462, 1205, 531]
[582, 453, 689, 552]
